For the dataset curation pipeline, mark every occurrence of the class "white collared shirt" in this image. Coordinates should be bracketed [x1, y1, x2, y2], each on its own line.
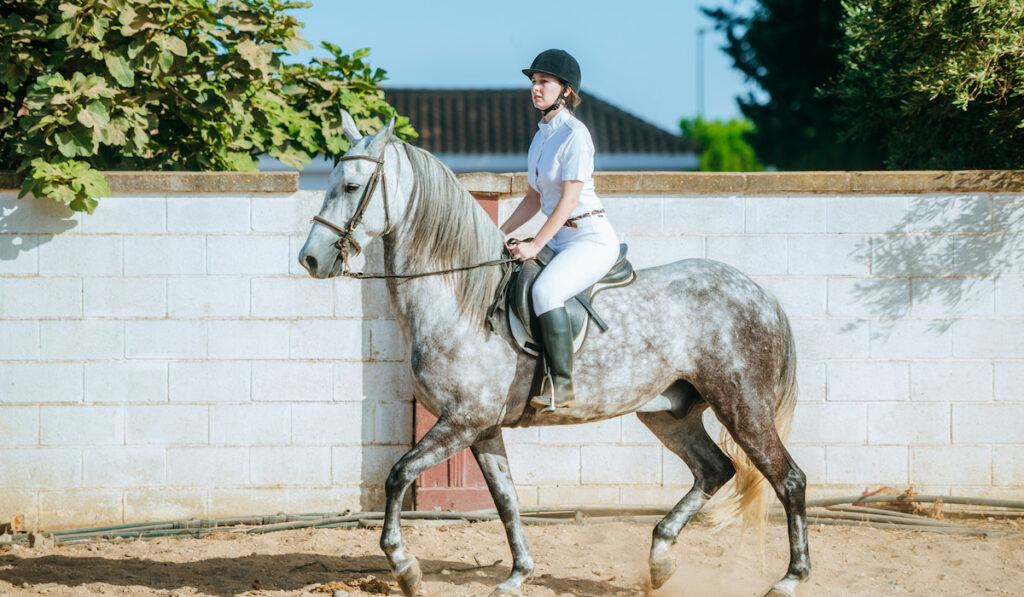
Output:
[526, 109, 603, 217]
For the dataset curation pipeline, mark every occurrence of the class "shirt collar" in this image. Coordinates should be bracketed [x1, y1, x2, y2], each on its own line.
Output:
[537, 108, 572, 140]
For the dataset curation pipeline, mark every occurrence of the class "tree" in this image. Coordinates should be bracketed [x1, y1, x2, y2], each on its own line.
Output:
[0, 0, 415, 212]
[704, 0, 883, 170]
[680, 117, 763, 171]
[831, 0, 1024, 169]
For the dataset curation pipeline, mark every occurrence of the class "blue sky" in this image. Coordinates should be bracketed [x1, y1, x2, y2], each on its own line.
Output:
[290, 0, 760, 134]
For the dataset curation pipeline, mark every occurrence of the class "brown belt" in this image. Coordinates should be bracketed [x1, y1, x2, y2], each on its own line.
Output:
[563, 209, 605, 228]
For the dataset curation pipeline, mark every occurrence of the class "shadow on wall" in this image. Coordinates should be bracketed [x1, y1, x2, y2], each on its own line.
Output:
[0, 192, 79, 265]
[848, 180, 1024, 334]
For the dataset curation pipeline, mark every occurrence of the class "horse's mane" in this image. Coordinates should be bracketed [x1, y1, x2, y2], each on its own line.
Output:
[398, 142, 504, 327]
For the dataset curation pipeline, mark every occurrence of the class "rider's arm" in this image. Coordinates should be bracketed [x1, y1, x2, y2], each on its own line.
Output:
[510, 180, 582, 260]
[499, 186, 542, 236]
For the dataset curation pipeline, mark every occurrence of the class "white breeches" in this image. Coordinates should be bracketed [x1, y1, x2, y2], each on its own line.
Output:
[532, 214, 619, 315]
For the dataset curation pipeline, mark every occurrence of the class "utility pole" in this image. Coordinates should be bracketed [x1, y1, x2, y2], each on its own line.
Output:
[697, 27, 706, 119]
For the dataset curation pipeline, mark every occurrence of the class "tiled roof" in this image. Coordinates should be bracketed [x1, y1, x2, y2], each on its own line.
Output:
[384, 88, 696, 155]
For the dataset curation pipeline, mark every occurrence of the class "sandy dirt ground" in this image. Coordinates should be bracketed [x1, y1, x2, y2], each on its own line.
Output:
[0, 517, 1021, 597]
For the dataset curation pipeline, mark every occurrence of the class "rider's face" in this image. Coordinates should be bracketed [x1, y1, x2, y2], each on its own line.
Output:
[531, 73, 566, 111]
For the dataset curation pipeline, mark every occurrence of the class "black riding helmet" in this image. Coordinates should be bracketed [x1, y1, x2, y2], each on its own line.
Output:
[522, 49, 581, 93]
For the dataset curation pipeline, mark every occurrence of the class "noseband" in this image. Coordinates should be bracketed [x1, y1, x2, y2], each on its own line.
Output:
[311, 144, 391, 275]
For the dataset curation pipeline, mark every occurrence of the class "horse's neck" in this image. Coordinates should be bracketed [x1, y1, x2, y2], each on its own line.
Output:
[382, 238, 477, 339]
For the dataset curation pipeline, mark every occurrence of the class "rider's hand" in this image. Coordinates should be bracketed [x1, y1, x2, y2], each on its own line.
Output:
[508, 239, 541, 262]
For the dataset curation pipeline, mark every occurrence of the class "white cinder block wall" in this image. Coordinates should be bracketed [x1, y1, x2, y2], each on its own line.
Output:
[2, 172, 1023, 529]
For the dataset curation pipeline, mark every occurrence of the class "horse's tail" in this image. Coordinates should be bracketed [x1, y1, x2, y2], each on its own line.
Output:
[714, 296, 798, 549]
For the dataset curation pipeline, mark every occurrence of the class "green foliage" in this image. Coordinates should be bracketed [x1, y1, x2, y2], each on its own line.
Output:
[704, 0, 883, 170]
[681, 117, 763, 171]
[831, 0, 1024, 169]
[0, 0, 416, 212]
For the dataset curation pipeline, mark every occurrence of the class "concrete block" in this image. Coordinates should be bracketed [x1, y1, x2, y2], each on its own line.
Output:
[908, 195, 992, 234]
[618, 235, 704, 269]
[252, 191, 324, 233]
[84, 278, 166, 318]
[41, 405, 123, 446]
[1, 277, 82, 318]
[662, 448, 696, 486]
[789, 403, 867, 444]
[745, 196, 826, 234]
[0, 491, 38, 531]
[170, 361, 251, 403]
[85, 361, 168, 403]
[755, 277, 827, 317]
[993, 447, 1024, 486]
[0, 234, 38, 274]
[208, 320, 290, 359]
[80, 196, 166, 233]
[83, 447, 165, 487]
[332, 444, 408, 487]
[790, 319, 869, 361]
[506, 444, 579, 486]
[126, 320, 206, 359]
[0, 363, 83, 403]
[787, 446, 826, 485]
[953, 404, 1024, 444]
[912, 278, 994, 317]
[40, 319, 124, 360]
[796, 361, 827, 402]
[953, 319, 1024, 358]
[250, 446, 331, 486]
[871, 237, 953, 276]
[207, 235, 290, 275]
[538, 418, 620, 444]
[207, 488, 290, 517]
[39, 490, 121, 530]
[706, 236, 788, 275]
[827, 278, 908, 318]
[867, 403, 949, 444]
[0, 406, 38, 447]
[581, 445, 661, 485]
[38, 235, 122, 275]
[994, 362, 1024, 402]
[663, 197, 745, 234]
[125, 236, 205, 275]
[168, 277, 250, 318]
[290, 319, 364, 360]
[124, 488, 205, 522]
[950, 236, 1019, 275]
[0, 190, 81, 234]
[537, 485, 620, 506]
[0, 448, 81, 489]
[911, 362, 992, 402]
[334, 362, 412, 403]
[826, 196, 907, 234]
[502, 426, 538, 445]
[210, 404, 291, 446]
[288, 487, 363, 514]
[994, 276, 1024, 315]
[0, 321, 39, 359]
[367, 319, 406, 361]
[826, 446, 908, 484]
[912, 446, 991, 485]
[373, 401, 413, 445]
[869, 320, 952, 360]
[601, 196, 663, 235]
[126, 405, 208, 445]
[826, 361, 907, 402]
[167, 447, 249, 486]
[619, 486, 686, 506]
[251, 277, 333, 318]
[789, 235, 870, 276]
[168, 196, 250, 233]
[334, 278, 393, 319]
[620, 414, 659, 445]
[291, 402, 367, 445]
[252, 360, 333, 402]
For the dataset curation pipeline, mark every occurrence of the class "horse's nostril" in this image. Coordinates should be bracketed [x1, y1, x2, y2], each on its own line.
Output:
[303, 254, 318, 272]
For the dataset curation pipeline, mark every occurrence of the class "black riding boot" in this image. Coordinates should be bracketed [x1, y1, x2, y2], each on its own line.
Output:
[530, 307, 576, 410]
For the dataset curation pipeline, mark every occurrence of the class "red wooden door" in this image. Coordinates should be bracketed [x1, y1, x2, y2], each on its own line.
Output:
[413, 193, 501, 511]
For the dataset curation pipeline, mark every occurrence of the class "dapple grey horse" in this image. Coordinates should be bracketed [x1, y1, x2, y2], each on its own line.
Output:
[299, 113, 809, 597]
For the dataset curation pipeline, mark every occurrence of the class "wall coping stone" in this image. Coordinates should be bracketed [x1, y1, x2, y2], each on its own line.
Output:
[0, 171, 298, 193]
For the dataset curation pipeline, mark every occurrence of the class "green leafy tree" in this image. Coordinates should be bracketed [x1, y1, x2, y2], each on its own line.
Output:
[681, 117, 763, 171]
[704, 0, 883, 170]
[0, 0, 415, 212]
[831, 0, 1024, 169]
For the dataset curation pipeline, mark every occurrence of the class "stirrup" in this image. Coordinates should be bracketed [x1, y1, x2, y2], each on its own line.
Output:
[529, 368, 575, 411]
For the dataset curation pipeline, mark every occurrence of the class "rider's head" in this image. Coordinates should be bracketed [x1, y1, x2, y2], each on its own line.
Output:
[523, 49, 581, 113]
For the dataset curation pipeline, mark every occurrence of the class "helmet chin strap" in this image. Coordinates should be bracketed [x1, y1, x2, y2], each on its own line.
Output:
[541, 85, 567, 116]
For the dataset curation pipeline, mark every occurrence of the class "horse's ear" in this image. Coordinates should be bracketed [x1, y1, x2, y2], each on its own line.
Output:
[366, 115, 396, 154]
[340, 110, 363, 144]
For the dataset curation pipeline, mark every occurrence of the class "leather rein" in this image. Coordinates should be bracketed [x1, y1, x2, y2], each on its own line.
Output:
[310, 143, 515, 280]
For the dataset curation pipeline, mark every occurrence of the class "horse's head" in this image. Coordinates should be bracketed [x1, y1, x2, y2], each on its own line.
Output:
[299, 111, 396, 278]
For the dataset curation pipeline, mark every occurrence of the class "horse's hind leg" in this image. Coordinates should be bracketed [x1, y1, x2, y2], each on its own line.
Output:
[637, 403, 736, 590]
[471, 432, 534, 597]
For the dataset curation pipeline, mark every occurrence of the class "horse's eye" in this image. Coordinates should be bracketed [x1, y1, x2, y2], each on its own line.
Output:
[345, 183, 360, 193]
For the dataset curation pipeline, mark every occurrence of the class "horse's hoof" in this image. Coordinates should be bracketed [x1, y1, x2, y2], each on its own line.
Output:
[395, 557, 422, 596]
[488, 589, 521, 597]
[763, 589, 793, 597]
[649, 553, 677, 589]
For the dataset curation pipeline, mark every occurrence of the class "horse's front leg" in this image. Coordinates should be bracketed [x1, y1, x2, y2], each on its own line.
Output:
[381, 412, 478, 597]
[471, 432, 534, 597]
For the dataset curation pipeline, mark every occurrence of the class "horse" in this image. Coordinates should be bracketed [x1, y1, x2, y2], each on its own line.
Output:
[298, 112, 809, 597]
